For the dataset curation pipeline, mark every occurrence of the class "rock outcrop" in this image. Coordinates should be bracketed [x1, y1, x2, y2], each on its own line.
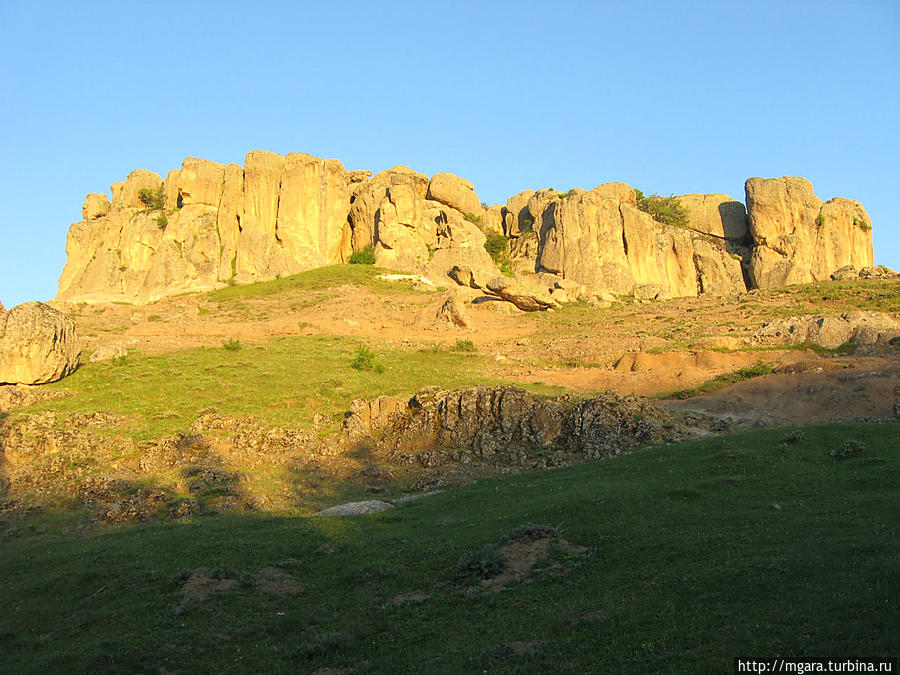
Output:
[754, 312, 900, 349]
[746, 177, 873, 289]
[531, 185, 746, 299]
[59, 153, 499, 304]
[0, 302, 80, 385]
[343, 385, 685, 468]
[56, 152, 877, 304]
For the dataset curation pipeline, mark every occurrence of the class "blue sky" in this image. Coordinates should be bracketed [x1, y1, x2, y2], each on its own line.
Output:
[1, 0, 897, 307]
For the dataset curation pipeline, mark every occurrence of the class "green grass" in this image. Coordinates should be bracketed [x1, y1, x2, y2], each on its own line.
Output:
[207, 264, 427, 302]
[0, 422, 896, 672]
[15, 335, 555, 441]
[664, 361, 775, 399]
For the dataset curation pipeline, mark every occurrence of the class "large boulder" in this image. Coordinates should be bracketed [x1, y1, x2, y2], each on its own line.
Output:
[82, 193, 111, 220]
[426, 173, 481, 216]
[745, 177, 873, 288]
[0, 302, 80, 385]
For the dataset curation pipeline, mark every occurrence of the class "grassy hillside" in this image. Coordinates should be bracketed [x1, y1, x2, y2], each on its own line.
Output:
[1, 422, 896, 673]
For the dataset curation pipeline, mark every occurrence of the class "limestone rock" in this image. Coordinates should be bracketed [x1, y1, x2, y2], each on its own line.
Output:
[831, 265, 858, 281]
[754, 312, 900, 349]
[746, 177, 873, 289]
[859, 265, 898, 279]
[592, 182, 636, 205]
[427, 172, 481, 216]
[435, 293, 471, 328]
[275, 153, 352, 274]
[0, 302, 80, 385]
[315, 500, 394, 517]
[177, 157, 225, 207]
[678, 193, 748, 241]
[82, 193, 111, 220]
[112, 169, 163, 210]
[504, 190, 536, 236]
[235, 150, 285, 281]
[526, 189, 559, 234]
[484, 276, 559, 312]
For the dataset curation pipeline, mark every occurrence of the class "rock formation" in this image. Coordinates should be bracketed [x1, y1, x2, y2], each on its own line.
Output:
[56, 151, 877, 305]
[523, 185, 746, 299]
[0, 302, 80, 385]
[58, 153, 499, 304]
[746, 177, 873, 289]
[343, 385, 685, 468]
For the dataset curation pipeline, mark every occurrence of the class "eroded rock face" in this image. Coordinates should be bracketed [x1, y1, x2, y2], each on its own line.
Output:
[344, 386, 682, 468]
[0, 302, 80, 385]
[678, 193, 748, 241]
[58, 151, 355, 303]
[534, 185, 745, 299]
[746, 177, 873, 288]
[57, 157, 876, 304]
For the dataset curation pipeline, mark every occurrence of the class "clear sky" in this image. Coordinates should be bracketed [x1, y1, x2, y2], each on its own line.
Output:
[1, 0, 897, 308]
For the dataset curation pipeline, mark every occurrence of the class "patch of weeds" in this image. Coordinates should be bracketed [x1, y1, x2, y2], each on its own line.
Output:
[452, 339, 477, 353]
[796, 341, 858, 356]
[781, 430, 806, 445]
[830, 440, 865, 460]
[147, 314, 163, 322]
[464, 213, 483, 227]
[156, 215, 168, 230]
[349, 245, 375, 265]
[350, 346, 384, 373]
[503, 523, 561, 544]
[222, 338, 242, 351]
[666, 361, 774, 399]
[452, 544, 507, 584]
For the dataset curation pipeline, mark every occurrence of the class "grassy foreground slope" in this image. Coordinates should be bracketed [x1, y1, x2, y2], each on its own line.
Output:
[2, 423, 897, 673]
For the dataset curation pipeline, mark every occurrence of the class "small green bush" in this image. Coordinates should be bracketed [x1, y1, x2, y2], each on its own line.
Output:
[830, 440, 865, 460]
[464, 213, 483, 227]
[853, 215, 871, 231]
[138, 185, 166, 211]
[349, 246, 375, 265]
[147, 314, 162, 322]
[156, 215, 168, 229]
[452, 544, 506, 584]
[815, 213, 826, 228]
[222, 338, 242, 351]
[634, 189, 690, 228]
[452, 339, 477, 352]
[351, 346, 384, 373]
[484, 233, 509, 263]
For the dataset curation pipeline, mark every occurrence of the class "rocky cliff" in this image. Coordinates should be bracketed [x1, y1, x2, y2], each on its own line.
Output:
[56, 152, 874, 304]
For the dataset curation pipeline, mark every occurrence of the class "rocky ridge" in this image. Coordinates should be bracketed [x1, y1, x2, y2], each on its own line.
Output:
[57, 152, 875, 305]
